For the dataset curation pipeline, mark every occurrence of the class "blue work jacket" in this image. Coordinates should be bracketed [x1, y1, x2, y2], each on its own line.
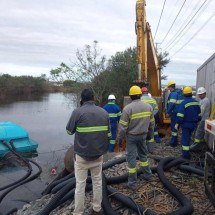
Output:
[176, 96, 201, 129]
[103, 102, 121, 125]
[167, 89, 184, 115]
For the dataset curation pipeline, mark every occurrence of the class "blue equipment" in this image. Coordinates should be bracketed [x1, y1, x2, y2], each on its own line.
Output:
[0, 122, 38, 157]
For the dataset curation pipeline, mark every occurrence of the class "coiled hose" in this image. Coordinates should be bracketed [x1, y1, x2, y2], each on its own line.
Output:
[157, 157, 194, 215]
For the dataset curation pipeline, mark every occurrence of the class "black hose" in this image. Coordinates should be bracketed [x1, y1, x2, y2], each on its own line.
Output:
[4, 208, 18, 215]
[42, 156, 126, 195]
[178, 164, 205, 176]
[101, 173, 118, 215]
[107, 186, 157, 215]
[41, 172, 75, 195]
[102, 156, 126, 170]
[0, 141, 33, 191]
[36, 182, 92, 215]
[51, 177, 76, 194]
[0, 159, 42, 203]
[36, 181, 76, 215]
[157, 157, 194, 215]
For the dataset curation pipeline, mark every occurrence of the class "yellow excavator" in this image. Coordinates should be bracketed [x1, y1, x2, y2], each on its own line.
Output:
[116, 0, 170, 152]
[135, 0, 170, 125]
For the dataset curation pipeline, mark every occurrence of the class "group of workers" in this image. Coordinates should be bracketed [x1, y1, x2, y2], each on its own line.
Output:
[166, 80, 210, 159]
[66, 82, 210, 215]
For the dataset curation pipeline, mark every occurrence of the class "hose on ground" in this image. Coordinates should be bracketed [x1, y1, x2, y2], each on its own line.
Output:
[0, 159, 42, 203]
[101, 172, 118, 215]
[107, 186, 157, 215]
[157, 157, 194, 215]
[0, 141, 33, 191]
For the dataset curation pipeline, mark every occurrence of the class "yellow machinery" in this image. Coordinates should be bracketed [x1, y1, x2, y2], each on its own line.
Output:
[135, 0, 170, 125]
[135, 0, 161, 97]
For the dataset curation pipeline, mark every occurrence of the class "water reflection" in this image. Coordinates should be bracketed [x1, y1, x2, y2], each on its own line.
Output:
[0, 92, 76, 163]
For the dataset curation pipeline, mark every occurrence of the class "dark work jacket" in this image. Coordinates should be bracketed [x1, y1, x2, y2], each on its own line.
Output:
[176, 96, 201, 129]
[66, 101, 110, 158]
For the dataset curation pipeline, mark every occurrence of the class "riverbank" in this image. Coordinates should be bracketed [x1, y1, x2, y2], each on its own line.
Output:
[12, 137, 215, 215]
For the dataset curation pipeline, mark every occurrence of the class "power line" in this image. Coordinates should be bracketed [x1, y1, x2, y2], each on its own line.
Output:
[154, 0, 167, 41]
[169, 12, 215, 58]
[160, 0, 187, 45]
[163, 0, 201, 48]
[163, 0, 209, 51]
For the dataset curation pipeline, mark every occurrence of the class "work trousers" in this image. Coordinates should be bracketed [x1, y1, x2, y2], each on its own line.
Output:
[109, 123, 117, 152]
[126, 134, 150, 185]
[194, 120, 205, 143]
[181, 127, 195, 159]
[73, 154, 103, 215]
[170, 114, 178, 146]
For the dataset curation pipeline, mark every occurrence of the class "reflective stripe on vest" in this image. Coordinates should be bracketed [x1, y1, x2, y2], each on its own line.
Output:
[119, 119, 128, 126]
[130, 111, 151, 120]
[108, 113, 118, 118]
[76, 126, 108, 132]
[185, 102, 199, 108]
[177, 113, 184, 117]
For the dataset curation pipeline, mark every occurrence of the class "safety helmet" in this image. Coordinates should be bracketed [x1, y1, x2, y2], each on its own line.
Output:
[108, 94, 116, 100]
[197, 87, 206, 95]
[141, 87, 149, 93]
[129, 85, 142, 96]
[167, 80, 176, 87]
[183, 86, 192, 94]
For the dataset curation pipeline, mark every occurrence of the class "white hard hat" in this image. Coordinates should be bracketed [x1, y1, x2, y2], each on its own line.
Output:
[197, 87, 206, 95]
[108, 94, 116, 100]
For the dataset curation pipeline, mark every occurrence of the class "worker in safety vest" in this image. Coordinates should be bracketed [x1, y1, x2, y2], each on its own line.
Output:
[103, 94, 121, 152]
[116, 85, 154, 190]
[141, 87, 160, 153]
[175, 86, 201, 159]
[191, 87, 211, 151]
[166, 80, 184, 146]
[66, 88, 111, 215]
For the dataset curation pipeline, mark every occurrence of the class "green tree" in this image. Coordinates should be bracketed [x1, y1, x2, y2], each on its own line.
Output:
[157, 51, 170, 80]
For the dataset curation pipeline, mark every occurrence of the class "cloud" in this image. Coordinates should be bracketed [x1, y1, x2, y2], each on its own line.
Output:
[0, 0, 214, 84]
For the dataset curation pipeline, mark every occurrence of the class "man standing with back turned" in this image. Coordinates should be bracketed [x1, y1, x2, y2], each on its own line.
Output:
[103, 94, 121, 152]
[166, 80, 184, 146]
[117, 85, 154, 190]
[191, 87, 211, 151]
[66, 88, 111, 215]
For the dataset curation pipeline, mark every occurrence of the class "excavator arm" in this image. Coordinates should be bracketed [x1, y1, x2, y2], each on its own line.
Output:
[135, 0, 161, 97]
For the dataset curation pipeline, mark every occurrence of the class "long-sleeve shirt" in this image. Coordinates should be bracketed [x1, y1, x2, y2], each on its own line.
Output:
[117, 99, 154, 139]
[66, 101, 111, 158]
[103, 102, 121, 125]
[199, 97, 211, 121]
[176, 96, 201, 129]
[141, 94, 158, 116]
[167, 89, 184, 115]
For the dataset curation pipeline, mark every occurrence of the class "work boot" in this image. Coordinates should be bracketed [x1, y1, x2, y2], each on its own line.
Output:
[127, 172, 137, 191]
[140, 166, 152, 181]
[127, 183, 138, 191]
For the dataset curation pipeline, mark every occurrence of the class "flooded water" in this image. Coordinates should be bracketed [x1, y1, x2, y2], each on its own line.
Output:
[0, 93, 77, 214]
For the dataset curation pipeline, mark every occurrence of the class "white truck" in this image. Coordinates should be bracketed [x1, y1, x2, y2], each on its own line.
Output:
[196, 53, 215, 207]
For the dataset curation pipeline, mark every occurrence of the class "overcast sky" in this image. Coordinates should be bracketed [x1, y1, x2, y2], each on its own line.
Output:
[0, 0, 214, 85]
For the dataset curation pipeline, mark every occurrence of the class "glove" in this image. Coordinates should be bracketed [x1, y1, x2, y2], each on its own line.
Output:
[174, 123, 179, 130]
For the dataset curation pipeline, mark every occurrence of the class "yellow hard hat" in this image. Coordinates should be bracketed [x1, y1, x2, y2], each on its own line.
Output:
[167, 80, 176, 87]
[183, 86, 192, 94]
[129, 85, 142, 96]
